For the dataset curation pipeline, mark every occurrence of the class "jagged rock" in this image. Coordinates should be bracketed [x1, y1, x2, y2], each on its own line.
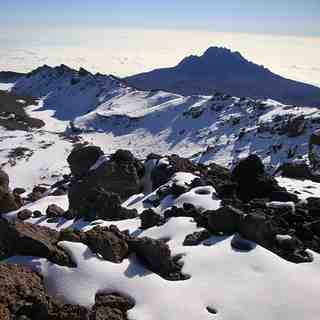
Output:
[0, 264, 49, 319]
[46, 204, 65, 218]
[69, 187, 137, 221]
[231, 155, 284, 202]
[276, 234, 299, 251]
[128, 237, 182, 279]
[238, 212, 276, 248]
[48, 298, 89, 320]
[306, 197, 320, 217]
[286, 115, 305, 137]
[278, 162, 313, 180]
[94, 293, 135, 313]
[17, 209, 33, 220]
[0, 169, 18, 214]
[85, 226, 129, 263]
[68, 148, 144, 216]
[207, 206, 243, 235]
[140, 208, 165, 229]
[0, 219, 74, 266]
[183, 230, 211, 246]
[28, 185, 48, 202]
[150, 154, 198, 190]
[67, 145, 104, 177]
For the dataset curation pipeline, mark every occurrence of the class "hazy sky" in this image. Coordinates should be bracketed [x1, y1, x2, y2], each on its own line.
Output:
[0, 1, 319, 86]
[1, 0, 320, 36]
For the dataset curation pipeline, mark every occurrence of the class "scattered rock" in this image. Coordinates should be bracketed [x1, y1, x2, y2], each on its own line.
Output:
[46, 204, 65, 218]
[183, 230, 211, 246]
[140, 208, 165, 229]
[17, 209, 33, 220]
[0, 219, 74, 266]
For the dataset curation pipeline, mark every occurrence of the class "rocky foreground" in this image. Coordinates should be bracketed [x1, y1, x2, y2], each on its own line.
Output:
[1, 145, 320, 319]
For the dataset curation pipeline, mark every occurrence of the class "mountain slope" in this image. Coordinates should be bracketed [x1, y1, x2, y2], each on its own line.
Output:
[125, 47, 320, 107]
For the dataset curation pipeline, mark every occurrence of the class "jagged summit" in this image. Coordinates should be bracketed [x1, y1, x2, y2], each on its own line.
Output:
[126, 47, 320, 107]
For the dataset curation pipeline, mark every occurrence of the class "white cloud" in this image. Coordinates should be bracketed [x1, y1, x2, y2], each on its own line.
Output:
[0, 26, 319, 87]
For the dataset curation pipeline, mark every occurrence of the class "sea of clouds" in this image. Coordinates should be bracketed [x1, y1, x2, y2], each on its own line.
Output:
[0, 26, 319, 87]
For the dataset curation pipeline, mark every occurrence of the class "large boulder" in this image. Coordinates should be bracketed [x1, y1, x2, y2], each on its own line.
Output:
[231, 155, 284, 202]
[67, 145, 104, 177]
[68, 147, 144, 218]
[0, 219, 74, 266]
[0, 169, 18, 214]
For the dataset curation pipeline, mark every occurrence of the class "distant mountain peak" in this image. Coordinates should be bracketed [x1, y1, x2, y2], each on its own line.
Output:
[126, 46, 320, 107]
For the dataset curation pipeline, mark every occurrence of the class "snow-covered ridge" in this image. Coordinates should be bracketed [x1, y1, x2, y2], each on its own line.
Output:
[7, 64, 320, 171]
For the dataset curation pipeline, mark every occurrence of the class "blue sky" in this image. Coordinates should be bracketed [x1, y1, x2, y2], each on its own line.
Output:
[1, 0, 320, 36]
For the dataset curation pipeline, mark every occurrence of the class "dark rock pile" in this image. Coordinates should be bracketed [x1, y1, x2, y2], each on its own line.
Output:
[0, 263, 134, 320]
[68, 146, 144, 219]
[0, 219, 75, 267]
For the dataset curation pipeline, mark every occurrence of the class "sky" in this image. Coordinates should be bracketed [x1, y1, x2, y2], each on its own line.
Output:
[0, 1, 319, 86]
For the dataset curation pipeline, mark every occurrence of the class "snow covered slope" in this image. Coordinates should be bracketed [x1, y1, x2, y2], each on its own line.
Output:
[1, 64, 320, 193]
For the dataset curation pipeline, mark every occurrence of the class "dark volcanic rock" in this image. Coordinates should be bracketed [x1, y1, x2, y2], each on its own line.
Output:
[68, 147, 144, 217]
[0, 169, 18, 214]
[85, 226, 129, 263]
[183, 230, 211, 246]
[207, 206, 243, 235]
[17, 209, 33, 220]
[129, 236, 185, 280]
[286, 115, 305, 137]
[278, 162, 314, 180]
[0, 219, 74, 266]
[238, 212, 275, 248]
[269, 191, 299, 203]
[231, 155, 284, 202]
[46, 204, 65, 218]
[140, 208, 165, 229]
[0, 264, 49, 320]
[67, 145, 104, 177]
[150, 154, 198, 190]
[69, 187, 137, 221]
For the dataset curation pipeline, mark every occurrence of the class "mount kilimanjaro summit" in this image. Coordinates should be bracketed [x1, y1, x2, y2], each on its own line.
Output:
[126, 47, 320, 107]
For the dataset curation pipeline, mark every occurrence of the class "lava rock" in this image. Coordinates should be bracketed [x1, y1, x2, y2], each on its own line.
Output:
[0, 169, 18, 214]
[69, 187, 137, 221]
[238, 212, 275, 248]
[269, 191, 299, 203]
[67, 145, 104, 177]
[128, 237, 181, 279]
[140, 208, 165, 229]
[231, 155, 284, 202]
[0, 264, 49, 319]
[46, 204, 65, 218]
[207, 205, 243, 235]
[183, 230, 211, 246]
[85, 226, 129, 263]
[0, 219, 74, 266]
[68, 148, 144, 215]
[17, 209, 33, 220]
